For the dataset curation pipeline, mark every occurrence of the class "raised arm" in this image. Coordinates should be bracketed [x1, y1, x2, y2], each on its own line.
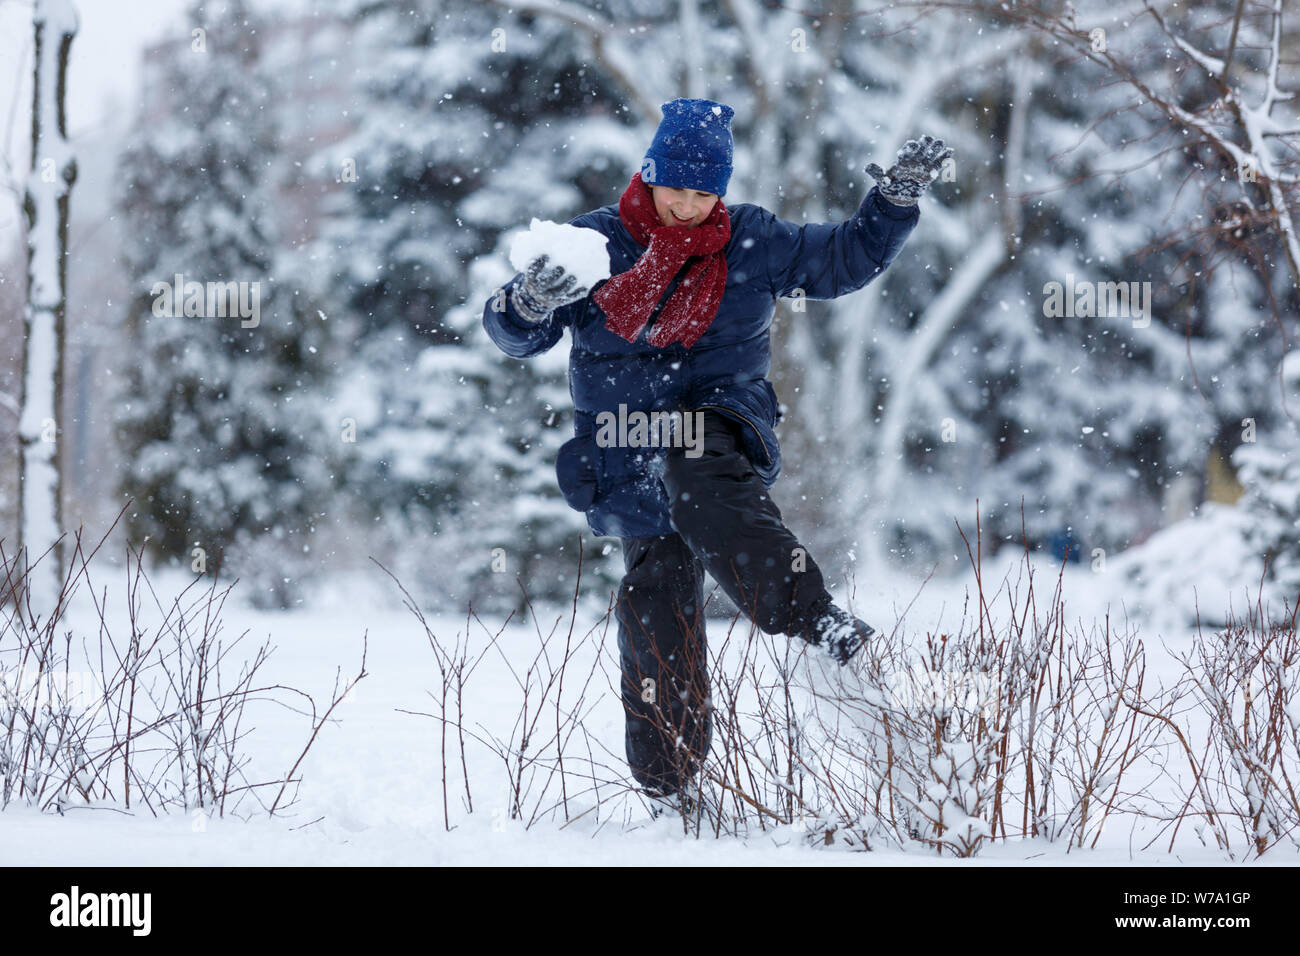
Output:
[764, 134, 952, 300]
[761, 186, 920, 300]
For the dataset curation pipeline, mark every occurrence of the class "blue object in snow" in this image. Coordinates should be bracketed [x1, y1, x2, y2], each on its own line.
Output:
[1048, 528, 1081, 563]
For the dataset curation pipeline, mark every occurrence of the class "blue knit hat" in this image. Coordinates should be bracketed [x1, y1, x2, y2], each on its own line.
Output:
[641, 98, 735, 197]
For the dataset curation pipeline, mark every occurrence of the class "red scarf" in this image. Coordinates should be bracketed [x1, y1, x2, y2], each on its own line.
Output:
[594, 172, 730, 349]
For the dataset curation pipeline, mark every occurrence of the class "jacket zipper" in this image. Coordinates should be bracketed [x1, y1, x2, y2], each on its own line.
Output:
[696, 403, 772, 466]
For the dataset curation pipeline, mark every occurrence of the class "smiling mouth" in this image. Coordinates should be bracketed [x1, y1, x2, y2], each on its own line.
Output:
[671, 211, 693, 223]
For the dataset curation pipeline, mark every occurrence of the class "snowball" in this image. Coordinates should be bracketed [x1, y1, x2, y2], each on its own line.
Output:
[509, 219, 611, 290]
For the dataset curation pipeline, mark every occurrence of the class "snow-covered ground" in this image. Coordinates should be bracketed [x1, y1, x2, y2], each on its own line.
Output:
[1, 504, 1295, 866]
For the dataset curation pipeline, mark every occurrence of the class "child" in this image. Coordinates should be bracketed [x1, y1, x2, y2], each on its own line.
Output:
[483, 97, 950, 810]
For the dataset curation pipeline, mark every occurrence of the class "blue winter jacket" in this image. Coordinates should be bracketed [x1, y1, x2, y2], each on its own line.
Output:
[482, 185, 919, 538]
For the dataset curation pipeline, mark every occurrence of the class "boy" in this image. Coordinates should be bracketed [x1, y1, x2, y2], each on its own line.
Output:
[483, 97, 950, 809]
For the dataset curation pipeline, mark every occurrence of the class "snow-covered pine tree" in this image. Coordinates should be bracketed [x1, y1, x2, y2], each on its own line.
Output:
[789, 1, 1295, 572]
[1234, 352, 1300, 617]
[114, 0, 337, 607]
[300, 0, 638, 610]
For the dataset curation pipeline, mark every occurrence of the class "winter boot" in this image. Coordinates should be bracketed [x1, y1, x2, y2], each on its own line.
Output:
[644, 779, 729, 835]
[795, 597, 876, 666]
[645, 778, 706, 817]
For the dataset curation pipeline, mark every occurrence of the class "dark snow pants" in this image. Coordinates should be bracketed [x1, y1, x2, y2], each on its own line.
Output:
[614, 409, 832, 796]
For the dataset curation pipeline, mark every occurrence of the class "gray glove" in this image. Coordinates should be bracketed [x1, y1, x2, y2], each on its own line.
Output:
[509, 254, 589, 323]
[865, 135, 953, 207]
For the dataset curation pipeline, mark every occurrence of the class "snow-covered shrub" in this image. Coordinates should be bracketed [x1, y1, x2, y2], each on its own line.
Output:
[1019, 618, 1164, 848]
[400, 526, 1181, 854]
[777, 546, 1170, 855]
[385, 547, 611, 831]
[0, 517, 362, 817]
[798, 621, 1011, 856]
[1169, 606, 1300, 856]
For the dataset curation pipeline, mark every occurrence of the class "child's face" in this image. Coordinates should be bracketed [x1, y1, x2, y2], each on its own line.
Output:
[650, 185, 718, 228]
